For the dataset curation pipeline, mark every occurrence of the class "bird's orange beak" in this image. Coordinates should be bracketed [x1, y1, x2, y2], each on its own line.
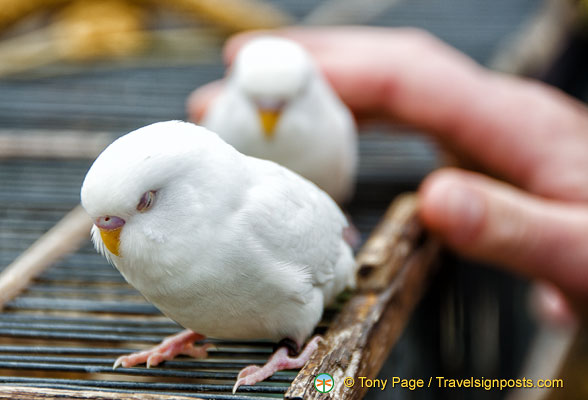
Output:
[258, 109, 281, 140]
[99, 227, 122, 256]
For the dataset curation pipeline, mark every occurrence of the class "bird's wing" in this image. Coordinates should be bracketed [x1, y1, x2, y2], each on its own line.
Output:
[240, 157, 348, 290]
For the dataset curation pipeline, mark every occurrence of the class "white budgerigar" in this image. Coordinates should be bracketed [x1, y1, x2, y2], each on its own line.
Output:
[80, 121, 357, 392]
[201, 36, 358, 204]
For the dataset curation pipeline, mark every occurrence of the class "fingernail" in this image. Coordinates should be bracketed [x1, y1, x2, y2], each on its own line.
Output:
[426, 177, 485, 245]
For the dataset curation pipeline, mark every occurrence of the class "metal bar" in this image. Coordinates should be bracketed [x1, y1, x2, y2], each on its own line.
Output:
[0, 321, 180, 335]
[0, 355, 268, 370]
[0, 345, 271, 359]
[0, 314, 179, 327]
[4, 298, 160, 314]
[0, 361, 292, 382]
[24, 285, 142, 297]
[0, 384, 271, 400]
[0, 376, 287, 393]
[0, 328, 165, 342]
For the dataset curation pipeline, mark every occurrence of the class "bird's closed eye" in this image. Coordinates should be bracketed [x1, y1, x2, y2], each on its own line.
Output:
[137, 190, 156, 212]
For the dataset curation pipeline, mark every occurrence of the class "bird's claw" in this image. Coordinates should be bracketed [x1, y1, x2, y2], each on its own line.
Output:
[146, 356, 156, 368]
[112, 357, 123, 370]
[112, 351, 154, 370]
[232, 376, 253, 394]
[232, 365, 264, 393]
[232, 378, 243, 394]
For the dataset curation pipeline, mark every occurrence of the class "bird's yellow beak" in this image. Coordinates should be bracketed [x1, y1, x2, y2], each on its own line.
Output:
[95, 215, 125, 257]
[258, 109, 281, 139]
[99, 227, 122, 256]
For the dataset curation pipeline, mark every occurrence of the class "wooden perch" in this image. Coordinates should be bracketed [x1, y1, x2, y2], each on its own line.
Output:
[355, 194, 423, 291]
[0, 205, 92, 309]
[286, 193, 439, 400]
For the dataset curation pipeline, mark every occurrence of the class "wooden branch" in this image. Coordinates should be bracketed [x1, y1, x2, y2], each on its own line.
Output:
[0, 205, 92, 309]
[286, 194, 439, 400]
[0, 386, 203, 400]
[355, 193, 422, 291]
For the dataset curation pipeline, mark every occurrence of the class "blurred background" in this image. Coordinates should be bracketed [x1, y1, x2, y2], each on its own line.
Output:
[0, 0, 587, 399]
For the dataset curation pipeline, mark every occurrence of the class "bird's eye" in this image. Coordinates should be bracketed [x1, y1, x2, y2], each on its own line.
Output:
[137, 190, 156, 212]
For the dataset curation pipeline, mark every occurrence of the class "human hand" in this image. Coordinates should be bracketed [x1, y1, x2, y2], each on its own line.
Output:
[187, 27, 588, 318]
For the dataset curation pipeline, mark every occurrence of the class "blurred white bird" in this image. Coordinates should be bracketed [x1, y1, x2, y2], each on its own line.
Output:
[80, 121, 357, 392]
[201, 36, 358, 204]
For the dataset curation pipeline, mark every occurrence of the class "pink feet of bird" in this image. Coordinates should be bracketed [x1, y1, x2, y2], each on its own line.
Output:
[112, 329, 321, 393]
[233, 335, 321, 393]
[113, 329, 212, 369]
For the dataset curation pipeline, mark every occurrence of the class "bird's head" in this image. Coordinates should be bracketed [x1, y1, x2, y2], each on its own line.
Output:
[231, 36, 314, 140]
[80, 121, 242, 262]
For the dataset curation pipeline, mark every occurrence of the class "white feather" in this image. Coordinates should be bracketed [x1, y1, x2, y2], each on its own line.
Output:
[202, 36, 358, 204]
[81, 121, 356, 345]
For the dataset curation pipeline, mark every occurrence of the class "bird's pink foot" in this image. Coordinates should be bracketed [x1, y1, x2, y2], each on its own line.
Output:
[232, 336, 322, 393]
[113, 329, 211, 369]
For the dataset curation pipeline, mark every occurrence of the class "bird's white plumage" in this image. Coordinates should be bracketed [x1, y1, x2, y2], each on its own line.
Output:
[81, 121, 356, 345]
[202, 36, 358, 204]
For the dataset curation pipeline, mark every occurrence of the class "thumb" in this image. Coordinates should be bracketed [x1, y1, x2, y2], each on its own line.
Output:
[418, 168, 588, 304]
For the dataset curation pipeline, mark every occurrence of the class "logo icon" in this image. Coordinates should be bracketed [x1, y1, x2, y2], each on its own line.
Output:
[314, 373, 334, 393]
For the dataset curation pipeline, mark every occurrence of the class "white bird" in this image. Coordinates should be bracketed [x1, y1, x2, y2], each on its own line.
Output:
[80, 121, 357, 392]
[201, 36, 358, 204]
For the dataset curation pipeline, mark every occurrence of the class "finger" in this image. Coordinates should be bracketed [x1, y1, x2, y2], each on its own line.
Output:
[418, 168, 588, 303]
[225, 27, 588, 201]
[186, 80, 224, 123]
